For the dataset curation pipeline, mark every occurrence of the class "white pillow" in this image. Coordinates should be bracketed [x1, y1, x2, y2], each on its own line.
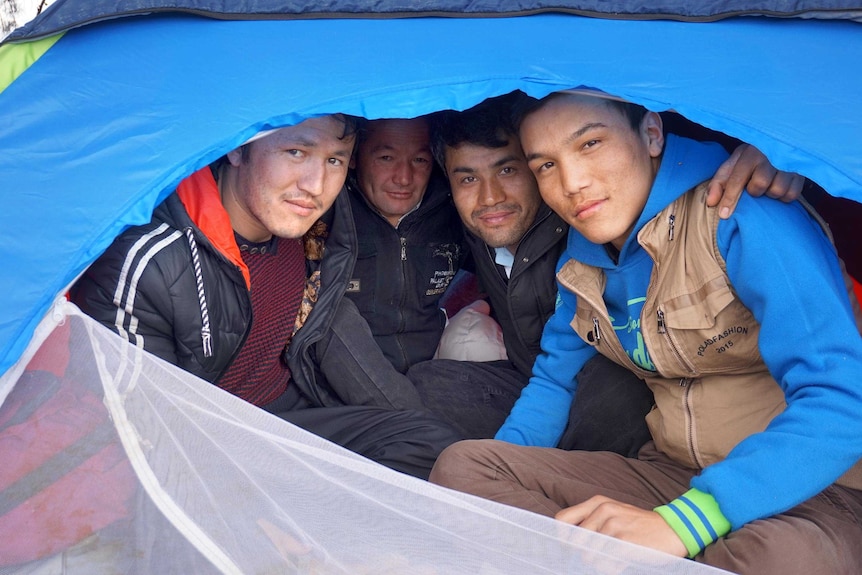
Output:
[435, 300, 508, 362]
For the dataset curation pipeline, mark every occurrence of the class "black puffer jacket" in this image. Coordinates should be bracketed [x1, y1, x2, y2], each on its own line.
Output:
[345, 172, 468, 373]
[70, 169, 356, 406]
[467, 203, 568, 377]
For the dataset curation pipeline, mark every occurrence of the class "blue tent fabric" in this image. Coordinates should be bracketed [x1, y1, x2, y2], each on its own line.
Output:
[0, 6, 861, 377]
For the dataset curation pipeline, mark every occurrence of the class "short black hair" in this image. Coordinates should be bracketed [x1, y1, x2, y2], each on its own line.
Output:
[429, 91, 524, 170]
[512, 91, 648, 134]
[335, 112, 364, 140]
[353, 115, 430, 151]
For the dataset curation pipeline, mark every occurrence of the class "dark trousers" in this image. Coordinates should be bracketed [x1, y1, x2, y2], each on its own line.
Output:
[410, 354, 653, 457]
[558, 354, 654, 457]
[409, 359, 526, 439]
[313, 297, 426, 410]
[263, 384, 461, 480]
[313, 296, 653, 461]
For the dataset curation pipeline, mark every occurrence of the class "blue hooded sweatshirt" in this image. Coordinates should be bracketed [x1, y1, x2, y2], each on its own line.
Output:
[496, 134, 862, 537]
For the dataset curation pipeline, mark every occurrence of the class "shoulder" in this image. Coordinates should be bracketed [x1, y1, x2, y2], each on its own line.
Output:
[531, 209, 568, 248]
[718, 192, 832, 254]
[96, 193, 213, 290]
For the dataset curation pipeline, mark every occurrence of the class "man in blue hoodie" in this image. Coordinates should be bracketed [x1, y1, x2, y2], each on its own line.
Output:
[429, 91, 862, 574]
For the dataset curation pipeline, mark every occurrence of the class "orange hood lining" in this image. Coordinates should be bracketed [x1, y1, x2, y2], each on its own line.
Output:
[176, 167, 250, 289]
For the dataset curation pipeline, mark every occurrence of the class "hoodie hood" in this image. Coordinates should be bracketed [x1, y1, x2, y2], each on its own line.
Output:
[564, 134, 729, 269]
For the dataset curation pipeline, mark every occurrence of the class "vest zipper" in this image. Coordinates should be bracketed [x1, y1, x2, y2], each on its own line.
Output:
[656, 307, 696, 373]
[681, 377, 706, 468]
[591, 317, 602, 343]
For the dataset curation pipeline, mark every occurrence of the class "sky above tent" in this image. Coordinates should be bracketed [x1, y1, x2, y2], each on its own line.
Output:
[0, 3, 860, 377]
[0, 0, 53, 40]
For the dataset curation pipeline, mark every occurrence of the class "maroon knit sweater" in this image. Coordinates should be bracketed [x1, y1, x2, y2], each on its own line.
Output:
[217, 235, 306, 406]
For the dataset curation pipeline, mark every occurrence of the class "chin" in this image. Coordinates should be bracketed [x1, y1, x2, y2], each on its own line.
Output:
[578, 230, 611, 245]
[476, 231, 507, 248]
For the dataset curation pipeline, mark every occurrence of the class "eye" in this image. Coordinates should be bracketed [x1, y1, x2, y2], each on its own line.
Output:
[459, 175, 477, 185]
[500, 166, 515, 176]
[583, 139, 600, 150]
[286, 149, 305, 158]
[414, 156, 430, 164]
[535, 161, 554, 173]
[328, 157, 345, 167]
[378, 155, 393, 162]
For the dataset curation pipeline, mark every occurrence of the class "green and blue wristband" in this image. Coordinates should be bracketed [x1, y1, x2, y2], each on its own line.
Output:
[654, 488, 732, 558]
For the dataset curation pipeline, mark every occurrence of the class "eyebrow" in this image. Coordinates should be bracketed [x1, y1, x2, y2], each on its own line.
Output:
[525, 122, 606, 162]
[286, 136, 353, 158]
[369, 143, 397, 153]
[280, 136, 320, 151]
[451, 165, 476, 175]
[451, 153, 520, 174]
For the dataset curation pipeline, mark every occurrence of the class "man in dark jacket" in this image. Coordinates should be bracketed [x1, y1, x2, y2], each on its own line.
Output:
[70, 114, 461, 480]
[311, 117, 472, 410]
[347, 118, 468, 372]
[407, 93, 802, 455]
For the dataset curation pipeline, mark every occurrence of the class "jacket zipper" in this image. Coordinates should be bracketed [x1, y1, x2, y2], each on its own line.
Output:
[396, 235, 409, 366]
[680, 377, 705, 468]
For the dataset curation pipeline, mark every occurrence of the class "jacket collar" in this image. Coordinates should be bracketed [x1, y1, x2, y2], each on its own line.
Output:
[176, 166, 251, 289]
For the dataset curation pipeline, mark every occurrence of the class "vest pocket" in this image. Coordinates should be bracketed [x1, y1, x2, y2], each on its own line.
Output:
[660, 276, 734, 330]
[659, 276, 761, 373]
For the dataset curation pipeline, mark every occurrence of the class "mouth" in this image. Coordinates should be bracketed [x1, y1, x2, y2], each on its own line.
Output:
[477, 211, 514, 226]
[385, 190, 415, 200]
[573, 199, 605, 219]
[285, 198, 318, 216]
[475, 205, 520, 227]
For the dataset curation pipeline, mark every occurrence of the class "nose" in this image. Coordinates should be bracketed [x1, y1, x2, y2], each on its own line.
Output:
[393, 160, 413, 186]
[478, 179, 505, 206]
[297, 160, 326, 196]
[558, 161, 587, 197]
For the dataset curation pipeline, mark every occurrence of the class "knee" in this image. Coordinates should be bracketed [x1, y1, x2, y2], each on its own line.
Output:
[405, 360, 435, 386]
[429, 439, 495, 489]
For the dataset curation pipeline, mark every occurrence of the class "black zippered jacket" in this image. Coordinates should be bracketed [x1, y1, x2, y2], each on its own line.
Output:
[70, 176, 357, 407]
[467, 203, 568, 377]
[345, 173, 468, 373]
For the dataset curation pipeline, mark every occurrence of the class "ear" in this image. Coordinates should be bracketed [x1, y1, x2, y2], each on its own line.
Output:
[641, 112, 665, 159]
[226, 146, 244, 167]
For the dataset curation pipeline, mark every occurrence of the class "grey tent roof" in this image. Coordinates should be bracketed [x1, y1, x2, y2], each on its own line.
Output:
[6, 0, 861, 42]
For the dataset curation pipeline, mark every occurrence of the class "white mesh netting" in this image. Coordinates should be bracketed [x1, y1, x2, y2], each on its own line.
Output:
[0, 301, 730, 574]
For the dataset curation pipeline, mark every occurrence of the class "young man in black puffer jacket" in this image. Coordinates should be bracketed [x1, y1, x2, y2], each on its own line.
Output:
[71, 114, 461, 480]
